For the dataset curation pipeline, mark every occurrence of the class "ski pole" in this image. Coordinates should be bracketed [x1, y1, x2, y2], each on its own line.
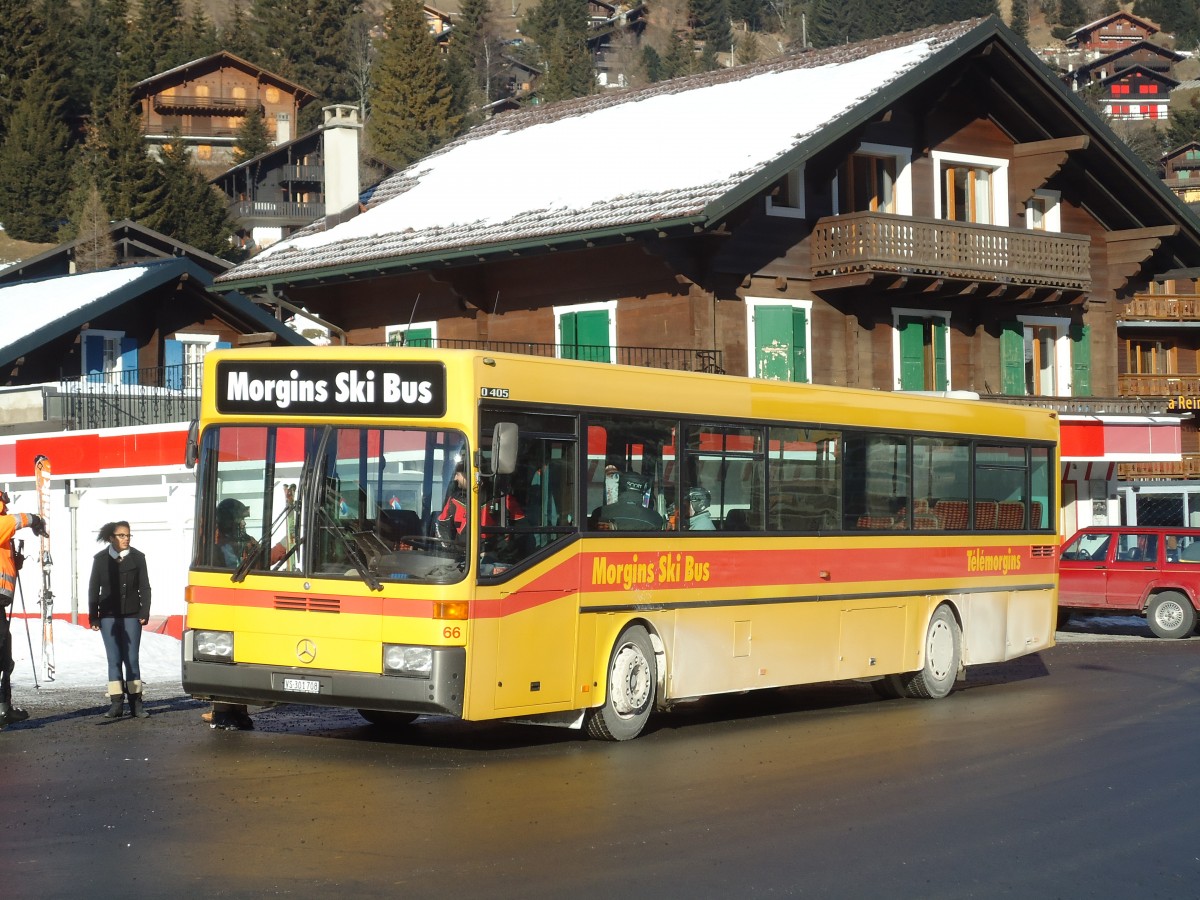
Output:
[13, 540, 38, 690]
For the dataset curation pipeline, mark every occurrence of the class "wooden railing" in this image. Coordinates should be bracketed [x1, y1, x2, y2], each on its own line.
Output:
[1119, 456, 1200, 479]
[811, 212, 1091, 290]
[1117, 373, 1200, 396]
[1121, 295, 1200, 320]
[979, 394, 1178, 416]
[231, 200, 326, 221]
[153, 94, 262, 113]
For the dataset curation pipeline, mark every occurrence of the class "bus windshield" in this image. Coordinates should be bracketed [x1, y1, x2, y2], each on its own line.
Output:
[194, 423, 470, 585]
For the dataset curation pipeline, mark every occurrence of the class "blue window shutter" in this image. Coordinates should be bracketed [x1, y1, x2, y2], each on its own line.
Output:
[120, 337, 138, 385]
[164, 339, 184, 390]
[216, 341, 231, 349]
[84, 334, 104, 383]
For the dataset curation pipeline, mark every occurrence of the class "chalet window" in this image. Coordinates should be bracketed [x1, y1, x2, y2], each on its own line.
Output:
[892, 310, 948, 391]
[1026, 190, 1061, 232]
[1128, 339, 1175, 375]
[832, 143, 911, 216]
[837, 153, 896, 213]
[82, 330, 137, 386]
[999, 318, 1088, 397]
[555, 301, 615, 363]
[765, 166, 805, 218]
[747, 299, 810, 383]
[165, 334, 230, 390]
[932, 152, 1008, 226]
[385, 321, 437, 348]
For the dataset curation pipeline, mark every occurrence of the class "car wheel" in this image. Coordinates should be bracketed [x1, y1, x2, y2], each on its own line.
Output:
[1146, 591, 1197, 640]
[900, 604, 961, 699]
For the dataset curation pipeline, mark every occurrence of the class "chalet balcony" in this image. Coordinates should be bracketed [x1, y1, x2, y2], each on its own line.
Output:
[231, 200, 326, 227]
[281, 165, 324, 183]
[152, 94, 263, 115]
[385, 339, 725, 374]
[1120, 295, 1200, 320]
[810, 212, 1091, 299]
[1118, 373, 1200, 397]
[53, 363, 203, 432]
[1119, 456, 1200, 480]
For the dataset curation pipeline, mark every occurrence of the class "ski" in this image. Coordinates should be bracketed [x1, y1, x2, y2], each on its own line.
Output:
[34, 454, 53, 682]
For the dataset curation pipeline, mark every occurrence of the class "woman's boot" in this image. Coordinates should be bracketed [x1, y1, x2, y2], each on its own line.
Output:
[127, 679, 150, 718]
[104, 680, 124, 718]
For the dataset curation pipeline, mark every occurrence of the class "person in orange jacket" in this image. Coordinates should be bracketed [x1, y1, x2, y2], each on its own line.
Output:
[0, 491, 47, 729]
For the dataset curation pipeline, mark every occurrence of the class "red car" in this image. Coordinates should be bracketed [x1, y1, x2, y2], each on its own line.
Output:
[1058, 526, 1200, 639]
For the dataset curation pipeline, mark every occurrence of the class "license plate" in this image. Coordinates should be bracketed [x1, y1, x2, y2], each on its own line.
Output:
[283, 678, 320, 694]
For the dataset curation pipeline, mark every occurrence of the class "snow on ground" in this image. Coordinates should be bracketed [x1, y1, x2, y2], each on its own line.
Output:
[7, 620, 183, 708]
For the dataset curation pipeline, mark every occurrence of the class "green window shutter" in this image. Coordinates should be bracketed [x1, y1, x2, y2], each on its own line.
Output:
[1000, 321, 1025, 395]
[559, 312, 579, 359]
[753, 305, 792, 381]
[560, 310, 611, 362]
[898, 316, 925, 390]
[933, 319, 948, 390]
[1070, 323, 1092, 397]
[791, 307, 808, 383]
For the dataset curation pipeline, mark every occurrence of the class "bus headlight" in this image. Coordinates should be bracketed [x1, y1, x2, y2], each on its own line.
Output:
[383, 644, 432, 678]
[194, 630, 234, 663]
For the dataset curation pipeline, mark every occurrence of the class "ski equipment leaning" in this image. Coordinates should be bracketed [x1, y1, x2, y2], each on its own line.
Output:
[34, 455, 53, 682]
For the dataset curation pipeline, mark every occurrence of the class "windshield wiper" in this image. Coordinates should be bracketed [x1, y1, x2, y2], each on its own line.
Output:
[314, 502, 383, 591]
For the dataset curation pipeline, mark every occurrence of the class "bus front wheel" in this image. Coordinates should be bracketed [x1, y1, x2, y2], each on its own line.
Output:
[586, 625, 656, 741]
[900, 605, 961, 700]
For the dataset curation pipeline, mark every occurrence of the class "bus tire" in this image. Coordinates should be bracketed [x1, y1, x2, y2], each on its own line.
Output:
[871, 675, 905, 700]
[1147, 591, 1196, 640]
[901, 604, 961, 700]
[586, 625, 656, 741]
[358, 709, 418, 728]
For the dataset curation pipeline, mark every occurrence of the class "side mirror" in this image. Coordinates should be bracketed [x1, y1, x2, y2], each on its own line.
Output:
[489, 422, 518, 476]
[185, 419, 199, 470]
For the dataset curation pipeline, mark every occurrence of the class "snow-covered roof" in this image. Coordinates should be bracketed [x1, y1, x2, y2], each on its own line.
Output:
[0, 259, 308, 367]
[215, 20, 983, 289]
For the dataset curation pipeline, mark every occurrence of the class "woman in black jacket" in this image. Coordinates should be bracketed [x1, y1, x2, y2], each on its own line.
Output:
[88, 521, 152, 719]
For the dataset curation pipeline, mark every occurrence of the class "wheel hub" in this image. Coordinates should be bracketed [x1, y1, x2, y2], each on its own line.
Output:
[927, 619, 953, 680]
[610, 643, 651, 718]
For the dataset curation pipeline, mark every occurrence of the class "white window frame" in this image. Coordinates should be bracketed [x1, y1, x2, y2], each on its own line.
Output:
[832, 143, 913, 216]
[385, 320, 438, 347]
[765, 165, 806, 219]
[172, 333, 218, 389]
[1025, 189, 1061, 232]
[891, 308, 951, 391]
[81, 328, 127, 380]
[553, 300, 618, 360]
[1018, 314, 1071, 397]
[745, 297, 813, 383]
[931, 150, 1009, 227]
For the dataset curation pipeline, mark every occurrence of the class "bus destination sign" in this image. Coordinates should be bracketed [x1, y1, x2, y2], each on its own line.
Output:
[215, 360, 447, 417]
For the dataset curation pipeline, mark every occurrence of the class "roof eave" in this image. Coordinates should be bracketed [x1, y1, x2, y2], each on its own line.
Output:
[210, 216, 706, 294]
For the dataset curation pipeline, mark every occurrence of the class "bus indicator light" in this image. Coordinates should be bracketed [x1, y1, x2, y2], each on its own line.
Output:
[435, 601, 468, 620]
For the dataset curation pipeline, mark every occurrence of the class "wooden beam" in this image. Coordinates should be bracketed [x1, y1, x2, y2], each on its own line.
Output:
[810, 272, 875, 293]
[1012, 136, 1090, 157]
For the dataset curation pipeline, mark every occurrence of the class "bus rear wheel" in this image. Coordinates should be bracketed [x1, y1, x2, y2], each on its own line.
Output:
[1147, 591, 1196, 639]
[586, 625, 656, 741]
[358, 709, 418, 728]
[900, 604, 961, 700]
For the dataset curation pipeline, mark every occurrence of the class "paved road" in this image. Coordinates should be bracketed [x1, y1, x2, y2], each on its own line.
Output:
[2, 623, 1198, 899]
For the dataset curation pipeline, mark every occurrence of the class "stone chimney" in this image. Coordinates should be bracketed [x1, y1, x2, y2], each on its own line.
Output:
[322, 104, 362, 220]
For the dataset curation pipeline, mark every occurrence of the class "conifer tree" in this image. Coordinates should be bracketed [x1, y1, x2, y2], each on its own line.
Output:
[233, 109, 272, 165]
[691, 0, 732, 55]
[125, 0, 189, 81]
[86, 84, 167, 224]
[1058, 0, 1087, 28]
[524, 0, 593, 102]
[1010, 0, 1029, 42]
[150, 133, 233, 256]
[662, 28, 694, 79]
[180, 4, 220, 62]
[71, 183, 118, 272]
[643, 44, 665, 82]
[367, 0, 461, 169]
[1167, 97, 1200, 149]
[736, 30, 762, 65]
[76, 0, 130, 107]
[0, 68, 74, 241]
[0, 0, 49, 140]
[453, 0, 504, 107]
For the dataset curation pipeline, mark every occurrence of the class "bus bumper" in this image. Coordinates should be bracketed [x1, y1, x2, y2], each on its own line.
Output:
[182, 640, 466, 717]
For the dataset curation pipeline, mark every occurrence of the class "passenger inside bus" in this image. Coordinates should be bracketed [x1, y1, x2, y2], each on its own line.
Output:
[213, 498, 286, 568]
[669, 487, 715, 530]
[597, 471, 665, 531]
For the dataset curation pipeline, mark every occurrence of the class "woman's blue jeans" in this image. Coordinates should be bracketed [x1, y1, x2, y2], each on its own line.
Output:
[98, 616, 142, 684]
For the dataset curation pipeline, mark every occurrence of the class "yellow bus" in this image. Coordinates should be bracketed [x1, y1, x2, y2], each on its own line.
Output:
[182, 348, 1059, 740]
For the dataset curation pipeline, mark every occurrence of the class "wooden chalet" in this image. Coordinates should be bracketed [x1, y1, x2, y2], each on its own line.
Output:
[210, 18, 1200, 532]
[1067, 11, 1160, 55]
[1162, 142, 1200, 204]
[1064, 39, 1183, 92]
[1097, 65, 1177, 121]
[131, 52, 317, 172]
